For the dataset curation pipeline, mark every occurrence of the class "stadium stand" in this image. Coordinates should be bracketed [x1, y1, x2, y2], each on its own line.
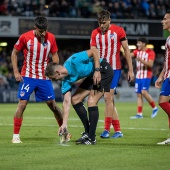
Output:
[0, 0, 170, 19]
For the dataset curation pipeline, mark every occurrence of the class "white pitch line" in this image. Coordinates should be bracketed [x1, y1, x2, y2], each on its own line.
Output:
[0, 123, 168, 131]
[0, 117, 168, 131]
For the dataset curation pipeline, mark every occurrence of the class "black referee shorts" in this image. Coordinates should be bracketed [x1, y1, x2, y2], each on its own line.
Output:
[79, 59, 113, 92]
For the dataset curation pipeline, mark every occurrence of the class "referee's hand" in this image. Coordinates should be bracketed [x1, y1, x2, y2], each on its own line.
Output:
[93, 71, 101, 85]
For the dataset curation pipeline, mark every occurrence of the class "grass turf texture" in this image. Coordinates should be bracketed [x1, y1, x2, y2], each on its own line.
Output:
[0, 102, 169, 170]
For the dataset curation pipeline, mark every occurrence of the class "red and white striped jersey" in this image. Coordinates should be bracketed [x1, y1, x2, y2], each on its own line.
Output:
[133, 49, 155, 79]
[164, 36, 170, 79]
[14, 30, 58, 79]
[90, 24, 126, 70]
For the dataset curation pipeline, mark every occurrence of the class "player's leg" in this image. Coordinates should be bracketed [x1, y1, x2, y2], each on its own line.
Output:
[110, 88, 123, 138]
[157, 79, 170, 144]
[100, 90, 113, 138]
[12, 77, 35, 143]
[46, 100, 63, 126]
[72, 78, 91, 142]
[141, 78, 158, 118]
[77, 59, 113, 144]
[130, 79, 143, 119]
[137, 93, 143, 116]
[84, 89, 104, 144]
[87, 59, 113, 142]
[12, 99, 28, 143]
[101, 69, 122, 138]
[36, 79, 63, 127]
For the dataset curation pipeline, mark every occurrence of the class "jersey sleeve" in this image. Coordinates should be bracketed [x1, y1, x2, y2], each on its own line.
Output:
[61, 80, 72, 94]
[133, 49, 138, 58]
[90, 30, 97, 47]
[14, 34, 25, 51]
[149, 50, 155, 60]
[119, 27, 127, 41]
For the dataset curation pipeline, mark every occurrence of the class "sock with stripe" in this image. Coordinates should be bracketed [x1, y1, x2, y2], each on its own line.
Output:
[73, 102, 89, 133]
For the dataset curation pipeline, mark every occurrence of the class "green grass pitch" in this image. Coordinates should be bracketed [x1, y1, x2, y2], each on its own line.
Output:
[0, 102, 169, 170]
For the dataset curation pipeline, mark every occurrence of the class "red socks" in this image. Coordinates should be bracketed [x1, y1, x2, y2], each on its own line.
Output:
[13, 117, 23, 134]
[137, 106, 143, 114]
[159, 102, 170, 117]
[149, 101, 156, 108]
[104, 117, 121, 132]
[104, 118, 121, 132]
[159, 102, 170, 128]
[112, 120, 121, 132]
[104, 117, 112, 132]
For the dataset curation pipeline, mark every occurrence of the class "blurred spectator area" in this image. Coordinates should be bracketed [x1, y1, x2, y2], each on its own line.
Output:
[0, 0, 170, 19]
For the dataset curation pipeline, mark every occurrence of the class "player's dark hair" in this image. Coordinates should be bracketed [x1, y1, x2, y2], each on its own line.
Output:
[97, 10, 111, 22]
[34, 16, 48, 30]
[165, 10, 170, 15]
[137, 37, 148, 44]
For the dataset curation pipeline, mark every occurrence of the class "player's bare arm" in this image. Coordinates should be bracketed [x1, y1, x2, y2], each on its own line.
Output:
[136, 58, 154, 68]
[87, 48, 101, 85]
[58, 91, 71, 135]
[155, 67, 165, 89]
[11, 48, 23, 82]
[52, 52, 59, 64]
[122, 40, 134, 82]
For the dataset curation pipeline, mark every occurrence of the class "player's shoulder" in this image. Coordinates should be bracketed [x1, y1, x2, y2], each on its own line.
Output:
[92, 27, 100, 34]
[21, 30, 33, 37]
[146, 48, 155, 53]
[111, 24, 124, 30]
[133, 49, 138, 52]
[46, 31, 55, 37]
[147, 49, 156, 56]
[46, 31, 56, 40]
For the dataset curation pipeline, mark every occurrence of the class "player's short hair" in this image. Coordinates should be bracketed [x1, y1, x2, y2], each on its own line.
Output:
[137, 37, 148, 44]
[165, 10, 170, 16]
[97, 10, 111, 22]
[45, 62, 58, 78]
[34, 16, 48, 30]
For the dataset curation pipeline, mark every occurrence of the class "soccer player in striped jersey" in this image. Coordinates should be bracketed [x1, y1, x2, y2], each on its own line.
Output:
[90, 10, 134, 138]
[156, 11, 170, 145]
[11, 16, 64, 143]
[130, 37, 158, 119]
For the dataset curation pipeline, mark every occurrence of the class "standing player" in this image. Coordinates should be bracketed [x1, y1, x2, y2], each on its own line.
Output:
[155, 10, 170, 144]
[130, 37, 158, 119]
[11, 16, 64, 143]
[90, 10, 134, 138]
[45, 48, 113, 145]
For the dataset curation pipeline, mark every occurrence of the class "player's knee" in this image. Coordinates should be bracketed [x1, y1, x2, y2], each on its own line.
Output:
[71, 95, 80, 105]
[141, 90, 148, 96]
[87, 98, 96, 107]
[104, 93, 113, 104]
